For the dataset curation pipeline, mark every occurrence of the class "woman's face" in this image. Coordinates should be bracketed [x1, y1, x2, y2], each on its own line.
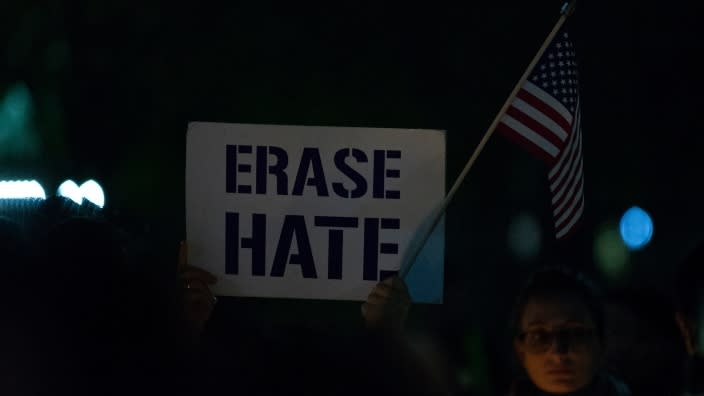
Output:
[514, 295, 602, 394]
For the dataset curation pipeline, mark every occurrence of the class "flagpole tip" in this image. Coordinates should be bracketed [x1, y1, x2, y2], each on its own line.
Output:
[561, 0, 577, 16]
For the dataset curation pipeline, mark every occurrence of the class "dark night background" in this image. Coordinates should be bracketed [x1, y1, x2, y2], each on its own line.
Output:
[1, 0, 702, 393]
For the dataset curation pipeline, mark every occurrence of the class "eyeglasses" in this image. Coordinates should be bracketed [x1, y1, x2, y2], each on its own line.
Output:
[517, 327, 596, 353]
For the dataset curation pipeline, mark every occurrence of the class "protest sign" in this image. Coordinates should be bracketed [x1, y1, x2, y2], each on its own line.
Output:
[186, 122, 444, 302]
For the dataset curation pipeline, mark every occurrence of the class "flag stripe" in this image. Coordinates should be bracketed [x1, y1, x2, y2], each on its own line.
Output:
[552, 156, 582, 216]
[516, 89, 572, 138]
[553, 167, 583, 220]
[511, 96, 569, 142]
[505, 106, 565, 149]
[550, 129, 583, 199]
[497, 123, 559, 164]
[499, 114, 560, 157]
[556, 194, 584, 238]
[523, 81, 573, 125]
[555, 179, 584, 227]
[549, 103, 580, 180]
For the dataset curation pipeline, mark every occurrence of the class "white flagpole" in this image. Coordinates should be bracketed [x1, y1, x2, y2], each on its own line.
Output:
[399, 1, 577, 278]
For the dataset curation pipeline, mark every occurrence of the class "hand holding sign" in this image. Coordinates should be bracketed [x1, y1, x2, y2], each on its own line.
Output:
[361, 276, 410, 332]
[178, 241, 218, 337]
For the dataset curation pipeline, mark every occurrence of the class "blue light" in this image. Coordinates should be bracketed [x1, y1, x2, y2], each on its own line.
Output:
[619, 206, 653, 250]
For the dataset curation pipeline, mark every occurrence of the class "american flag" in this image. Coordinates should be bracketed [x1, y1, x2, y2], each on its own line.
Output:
[497, 24, 584, 239]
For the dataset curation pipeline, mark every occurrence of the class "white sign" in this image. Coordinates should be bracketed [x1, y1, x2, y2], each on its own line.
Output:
[186, 122, 445, 303]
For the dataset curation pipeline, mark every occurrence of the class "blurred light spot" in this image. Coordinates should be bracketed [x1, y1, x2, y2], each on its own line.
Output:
[58, 179, 105, 208]
[698, 318, 704, 355]
[57, 180, 82, 205]
[79, 180, 105, 208]
[0, 82, 40, 159]
[619, 206, 653, 250]
[0, 180, 46, 199]
[45, 40, 70, 72]
[507, 212, 541, 261]
[594, 223, 630, 281]
[457, 367, 473, 389]
[462, 328, 492, 395]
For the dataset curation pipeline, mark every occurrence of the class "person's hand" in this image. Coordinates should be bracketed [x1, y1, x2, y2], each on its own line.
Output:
[361, 276, 411, 333]
[178, 241, 217, 337]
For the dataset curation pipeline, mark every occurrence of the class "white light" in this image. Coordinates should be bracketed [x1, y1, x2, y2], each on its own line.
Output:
[57, 179, 105, 208]
[0, 180, 46, 199]
[79, 179, 104, 208]
[57, 180, 82, 205]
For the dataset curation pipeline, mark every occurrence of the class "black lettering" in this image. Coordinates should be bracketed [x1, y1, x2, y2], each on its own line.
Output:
[292, 148, 329, 196]
[256, 146, 289, 195]
[314, 216, 359, 279]
[332, 148, 368, 198]
[225, 212, 267, 275]
[270, 215, 317, 278]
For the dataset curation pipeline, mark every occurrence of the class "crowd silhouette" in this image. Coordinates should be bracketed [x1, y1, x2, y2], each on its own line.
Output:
[0, 196, 701, 395]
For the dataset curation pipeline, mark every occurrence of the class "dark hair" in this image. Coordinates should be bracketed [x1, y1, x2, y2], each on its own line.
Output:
[0, 215, 24, 258]
[0, 215, 29, 304]
[676, 242, 704, 320]
[510, 267, 605, 345]
[602, 287, 688, 395]
[37, 216, 128, 321]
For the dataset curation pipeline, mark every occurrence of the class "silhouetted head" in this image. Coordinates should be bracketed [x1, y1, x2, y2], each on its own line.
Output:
[675, 242, 704, 357]
[604, 287, 687, 396]
[0, 215, 25, 265]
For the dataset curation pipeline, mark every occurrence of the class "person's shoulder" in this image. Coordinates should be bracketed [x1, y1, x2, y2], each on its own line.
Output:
[506, 377, 539, 396]
[507, 373, 631, 396]
[599, 372, 632, 396]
